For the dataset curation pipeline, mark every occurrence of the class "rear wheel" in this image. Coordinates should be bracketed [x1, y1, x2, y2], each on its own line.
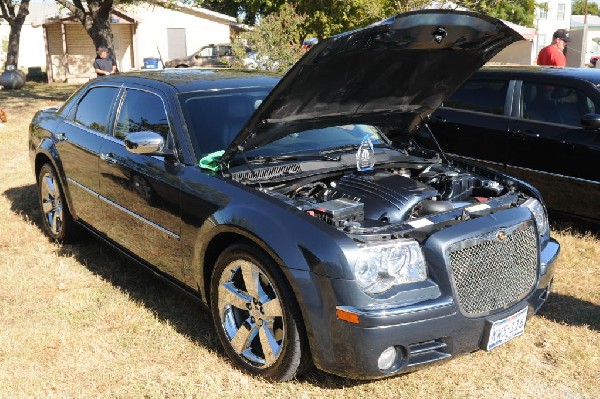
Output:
[210, 243, 311, 381]
[37, 163, 74, 242]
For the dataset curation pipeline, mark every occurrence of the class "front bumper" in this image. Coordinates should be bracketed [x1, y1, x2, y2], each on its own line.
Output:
[303, 236, 559, 380]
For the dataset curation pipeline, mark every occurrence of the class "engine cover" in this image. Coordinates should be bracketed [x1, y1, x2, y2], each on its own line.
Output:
[324, 172, 437, 223]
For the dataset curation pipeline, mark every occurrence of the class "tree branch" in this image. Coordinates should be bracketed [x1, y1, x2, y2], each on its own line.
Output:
[55, 0, 87, 23]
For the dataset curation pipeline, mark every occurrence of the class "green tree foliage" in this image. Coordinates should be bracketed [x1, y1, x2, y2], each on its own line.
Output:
[459, 0, 537, 27]
[201, 0, 285, 24]
[573, 0, 600, 16]
[231, 3, 307, 71]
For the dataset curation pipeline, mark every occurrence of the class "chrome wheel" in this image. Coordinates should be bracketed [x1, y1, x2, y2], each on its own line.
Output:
[40, 169, 64, 236]
[217, 259, 285, 368]
[37, 163, 74, 242]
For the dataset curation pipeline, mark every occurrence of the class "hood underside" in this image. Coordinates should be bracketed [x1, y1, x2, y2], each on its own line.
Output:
[222, 9, 522, 162]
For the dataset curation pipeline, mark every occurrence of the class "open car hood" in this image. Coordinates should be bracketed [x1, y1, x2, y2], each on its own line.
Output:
[222, 9, 522, 163]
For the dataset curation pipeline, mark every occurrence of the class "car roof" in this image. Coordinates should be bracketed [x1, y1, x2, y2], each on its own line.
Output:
[476, 65, 600, 85]
[99, 69, 280, 93]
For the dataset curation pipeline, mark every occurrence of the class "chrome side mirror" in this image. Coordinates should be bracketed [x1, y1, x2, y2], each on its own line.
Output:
[124, 131, 165, 154]
[581, 113, 600, 130]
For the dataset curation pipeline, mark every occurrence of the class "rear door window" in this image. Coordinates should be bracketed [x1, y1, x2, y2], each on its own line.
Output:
[444, 80, 509, 115]
[520, 82, 598, 126]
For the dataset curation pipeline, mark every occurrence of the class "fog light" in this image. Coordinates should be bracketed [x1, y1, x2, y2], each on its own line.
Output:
[377, 346, 397, 370]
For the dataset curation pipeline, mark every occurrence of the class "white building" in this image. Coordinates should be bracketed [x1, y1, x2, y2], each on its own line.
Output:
[534, 0, 572, 55]
[0, 1, 61, 76]
[1, 1, 241, 82]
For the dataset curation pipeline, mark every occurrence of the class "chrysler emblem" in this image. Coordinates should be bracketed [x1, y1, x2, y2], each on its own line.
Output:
[497, 231, 507, 241]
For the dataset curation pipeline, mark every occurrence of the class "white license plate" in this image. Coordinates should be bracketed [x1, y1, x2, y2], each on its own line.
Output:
[486, 307, 528, 351]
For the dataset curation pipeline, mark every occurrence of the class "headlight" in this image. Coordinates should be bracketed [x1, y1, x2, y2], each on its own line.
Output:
[354, 240, 427, 294]
[523, 198, 549, 237]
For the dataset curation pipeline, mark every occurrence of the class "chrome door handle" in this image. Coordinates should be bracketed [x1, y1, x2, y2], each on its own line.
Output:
[514, 130, 539, 138]
[100, 153, 117, 165]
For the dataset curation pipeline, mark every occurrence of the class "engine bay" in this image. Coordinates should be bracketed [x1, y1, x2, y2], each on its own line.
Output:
[255, 160, 511, 232]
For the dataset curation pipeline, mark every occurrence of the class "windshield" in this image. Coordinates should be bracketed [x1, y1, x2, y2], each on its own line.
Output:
[179, 88, 272, 159]
[179, 88, 386, 162]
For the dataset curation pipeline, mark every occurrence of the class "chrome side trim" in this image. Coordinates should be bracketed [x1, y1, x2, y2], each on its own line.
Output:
[67, 177, 99, 196]
[100, 196, 180, 239]
[337, 296, 454, 318]
[66, 177, 180, 240]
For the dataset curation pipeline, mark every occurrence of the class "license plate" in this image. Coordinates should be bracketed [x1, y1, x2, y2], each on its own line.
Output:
[485, 307, 528, 351]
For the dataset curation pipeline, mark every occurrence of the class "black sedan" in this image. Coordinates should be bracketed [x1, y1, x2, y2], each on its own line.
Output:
[426, 66, 600, 224]
[29, 10, 559, 381]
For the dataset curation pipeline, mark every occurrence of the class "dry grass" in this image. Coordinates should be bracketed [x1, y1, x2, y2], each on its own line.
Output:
[1, 83, 598, 398]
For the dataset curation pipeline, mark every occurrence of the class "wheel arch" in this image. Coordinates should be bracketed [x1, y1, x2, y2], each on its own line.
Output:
[34, 149, 77, 221]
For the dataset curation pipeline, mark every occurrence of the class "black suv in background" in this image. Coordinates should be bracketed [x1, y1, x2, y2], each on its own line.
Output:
[424, 66, 600, 224]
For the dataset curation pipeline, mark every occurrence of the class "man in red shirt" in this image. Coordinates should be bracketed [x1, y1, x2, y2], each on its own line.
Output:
[537, 29, 570, 67]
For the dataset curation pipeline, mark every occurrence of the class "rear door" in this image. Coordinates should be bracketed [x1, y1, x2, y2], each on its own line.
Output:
[97, 87, 183, 279]
[428, 77, 513, 169]
[507, 78, 600, 220]
[55, 85, 120, 229]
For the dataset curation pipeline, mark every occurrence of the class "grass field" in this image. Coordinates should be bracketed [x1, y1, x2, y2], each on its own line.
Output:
[1, 83, 598, 398]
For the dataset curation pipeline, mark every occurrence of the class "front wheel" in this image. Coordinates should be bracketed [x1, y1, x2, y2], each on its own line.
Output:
[210, 243, 311, 381]
[37, 163, 74, 242]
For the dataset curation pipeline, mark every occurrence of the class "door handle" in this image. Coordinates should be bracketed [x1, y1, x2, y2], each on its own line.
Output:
[513, 130, 540, 138]
[56, 133, 67, 141]
[100, 153, 118, 165]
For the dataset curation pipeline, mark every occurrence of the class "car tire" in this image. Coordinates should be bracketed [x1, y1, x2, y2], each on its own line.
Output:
[37, 163, 75, 242]
[210, 242, 311, 381]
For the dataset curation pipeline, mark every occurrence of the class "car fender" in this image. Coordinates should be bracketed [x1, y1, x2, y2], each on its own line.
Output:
[200, 201, 357, 279]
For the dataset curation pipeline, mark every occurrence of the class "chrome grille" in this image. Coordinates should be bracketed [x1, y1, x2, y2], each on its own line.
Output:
[448, 223, 538, 316]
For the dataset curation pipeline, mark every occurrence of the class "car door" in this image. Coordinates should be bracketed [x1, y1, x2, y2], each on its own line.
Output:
[194, 45, 217, 67]
[55, 85, 120, 229]
[427, 77, 513, 169]
[97, 87, 183, 279]
[507, 79, 600, 221]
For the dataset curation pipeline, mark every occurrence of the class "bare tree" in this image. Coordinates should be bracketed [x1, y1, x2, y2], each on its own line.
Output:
[0, 0, 31, 69]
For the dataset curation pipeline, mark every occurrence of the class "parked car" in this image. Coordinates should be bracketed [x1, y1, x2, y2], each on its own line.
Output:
[424, 66, 600, 225]
[164, 43, 253, 68]
[29, 10, 559, 381]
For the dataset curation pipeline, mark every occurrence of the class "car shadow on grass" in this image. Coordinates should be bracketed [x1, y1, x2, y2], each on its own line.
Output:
[3, 184, 220, 349]
[538, 293, 600, 332]
[3, 183, 372, 387]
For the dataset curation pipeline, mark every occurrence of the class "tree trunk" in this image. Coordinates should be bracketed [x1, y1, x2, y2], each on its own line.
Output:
[0, 0, 31, 69]
[54, 0, 115, 58]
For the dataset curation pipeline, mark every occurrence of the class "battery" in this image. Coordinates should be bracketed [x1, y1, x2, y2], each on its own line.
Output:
[310, 198, 364, 227]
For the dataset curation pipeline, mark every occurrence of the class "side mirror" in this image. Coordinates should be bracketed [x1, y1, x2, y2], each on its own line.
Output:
[580, 113, 600, 130]
[124, 131, 165, 155]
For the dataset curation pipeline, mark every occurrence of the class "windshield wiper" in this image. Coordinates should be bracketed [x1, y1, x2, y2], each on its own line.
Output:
[319, 142, 389, 155]
[247, 153, 341, 163]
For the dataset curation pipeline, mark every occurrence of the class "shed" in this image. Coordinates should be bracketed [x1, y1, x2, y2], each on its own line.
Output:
[37, 1, 240, 83]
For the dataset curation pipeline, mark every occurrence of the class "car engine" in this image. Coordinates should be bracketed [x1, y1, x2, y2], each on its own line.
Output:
[247, 160, 508, 230]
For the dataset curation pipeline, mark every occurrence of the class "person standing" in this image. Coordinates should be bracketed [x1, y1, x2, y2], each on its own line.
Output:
[93, 46, 116, 77]
[537, 29, 571, 67]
